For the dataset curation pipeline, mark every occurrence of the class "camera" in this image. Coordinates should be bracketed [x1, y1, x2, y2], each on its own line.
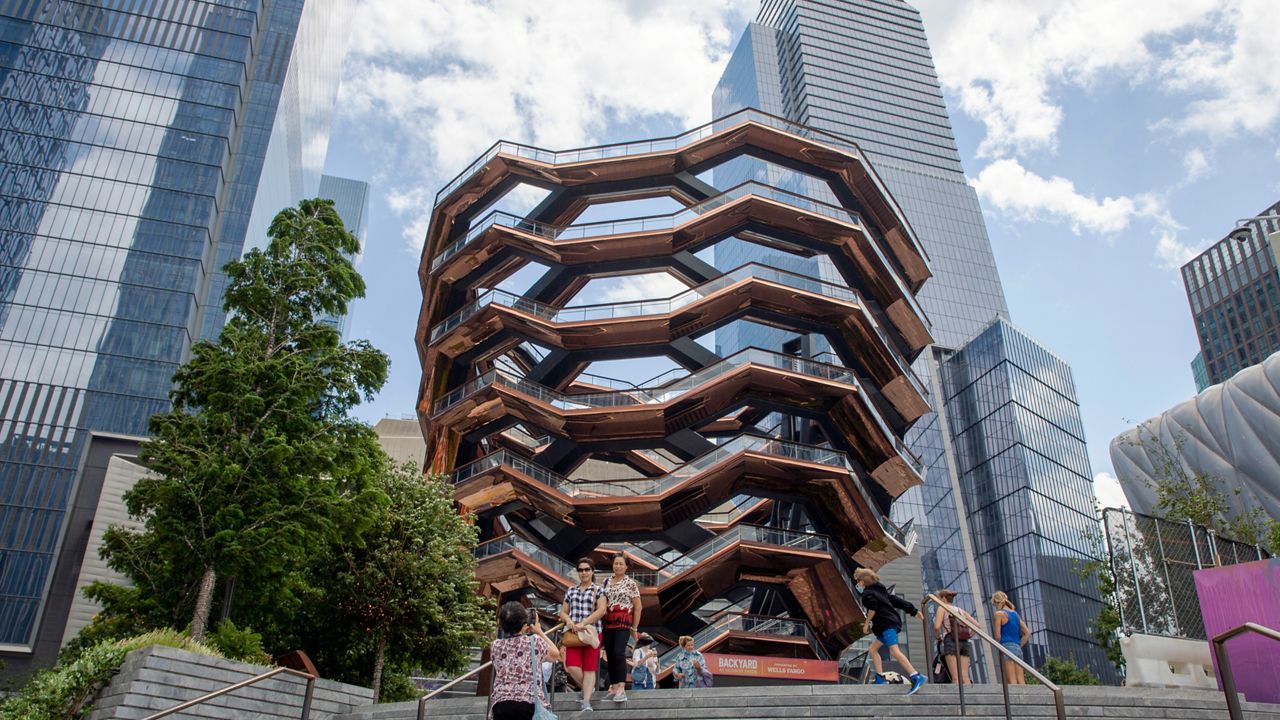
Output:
[526, 607, 539, 626]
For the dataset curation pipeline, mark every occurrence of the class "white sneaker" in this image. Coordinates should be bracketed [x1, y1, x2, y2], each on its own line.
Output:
[613, 691, 628, 702]
[580, 700, 593, 711]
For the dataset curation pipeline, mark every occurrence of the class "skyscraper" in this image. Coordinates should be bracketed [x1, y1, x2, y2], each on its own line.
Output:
[317, 174, 369, 338]
[1180, 201, 1280, 391]
[0, 0, 353, 658]
[714, 0, 1111, 679]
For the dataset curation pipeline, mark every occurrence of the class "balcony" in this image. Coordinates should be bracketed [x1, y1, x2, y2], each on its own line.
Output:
[432, 348, 922, 498]
[428, 262, 928, 423]
[472, 525, 867, 648]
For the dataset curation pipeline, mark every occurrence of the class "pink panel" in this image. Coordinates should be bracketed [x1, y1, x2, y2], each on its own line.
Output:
[1194, 559, 1280, 705]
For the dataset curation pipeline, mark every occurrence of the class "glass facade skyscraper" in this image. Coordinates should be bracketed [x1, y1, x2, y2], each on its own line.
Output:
[941, 319, 1107, 672]
[1180, 201, 1280, 391]
[0, 0, 352, 653]
[317, 173, 369, 338]
[714, 0, 1111, 679]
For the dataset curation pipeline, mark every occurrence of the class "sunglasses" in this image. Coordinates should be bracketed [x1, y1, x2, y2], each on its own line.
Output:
[577, 567, 593, 572]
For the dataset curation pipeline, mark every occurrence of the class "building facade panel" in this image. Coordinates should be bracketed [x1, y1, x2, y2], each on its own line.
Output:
[713, 0, 1110, 679]
[0, 0, 352, 652]
[1181, 201, 1280, 389]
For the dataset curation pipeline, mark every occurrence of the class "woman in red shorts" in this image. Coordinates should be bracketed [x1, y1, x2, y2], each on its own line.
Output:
[559, 557, 606, 711]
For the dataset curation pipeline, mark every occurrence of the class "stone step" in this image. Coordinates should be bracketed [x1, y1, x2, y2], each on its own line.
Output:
[326, 685, 1280, 720]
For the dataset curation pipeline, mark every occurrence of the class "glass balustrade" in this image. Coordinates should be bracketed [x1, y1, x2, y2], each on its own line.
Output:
[432, 346, 924, 477]
[451, 433, 845, 499]
[435, 108, 873, 206]
[432, 347, 865, 415]
[656, 611, 822, 668]
[429, 262, 863, 342]
[476, 523, 853, 599]
[430, 179, 864, 272]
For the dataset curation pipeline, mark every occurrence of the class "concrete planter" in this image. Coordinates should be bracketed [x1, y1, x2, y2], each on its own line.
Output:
[87, 645, 373, 720]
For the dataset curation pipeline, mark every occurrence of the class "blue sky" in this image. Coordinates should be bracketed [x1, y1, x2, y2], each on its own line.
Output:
[319, 1, 1280, 508]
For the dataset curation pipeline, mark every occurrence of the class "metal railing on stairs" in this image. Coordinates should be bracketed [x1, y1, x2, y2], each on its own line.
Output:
[920, 593, 1065, 720]
[416, 623, 564, 720]
[140, 665, 317, 720]
[1213, 621, 1280, 720]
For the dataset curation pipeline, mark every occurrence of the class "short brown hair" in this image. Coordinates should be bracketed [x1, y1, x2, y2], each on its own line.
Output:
[678, 635, 694, 648]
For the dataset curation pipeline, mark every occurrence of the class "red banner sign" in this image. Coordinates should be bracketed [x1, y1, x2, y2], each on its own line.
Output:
[703, 653, 838, 682]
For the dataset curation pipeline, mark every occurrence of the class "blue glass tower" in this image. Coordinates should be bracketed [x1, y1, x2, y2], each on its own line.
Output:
[942, 319, 1108, 674]
[317, 174, 369, 338]
[0, 0, 351, 654]
[713, 0, 1111, 679]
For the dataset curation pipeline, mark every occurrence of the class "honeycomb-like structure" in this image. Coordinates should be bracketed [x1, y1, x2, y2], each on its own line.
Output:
[417, 109, 932, 659]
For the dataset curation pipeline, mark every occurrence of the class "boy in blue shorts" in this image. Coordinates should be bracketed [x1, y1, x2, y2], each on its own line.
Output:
[855, 567, 926, 695]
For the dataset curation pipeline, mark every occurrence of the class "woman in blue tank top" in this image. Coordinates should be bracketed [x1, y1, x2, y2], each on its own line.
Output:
[991, 591, 1030, 684]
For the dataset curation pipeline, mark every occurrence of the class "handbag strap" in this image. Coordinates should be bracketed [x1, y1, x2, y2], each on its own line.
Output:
[528, 635, 545, 709]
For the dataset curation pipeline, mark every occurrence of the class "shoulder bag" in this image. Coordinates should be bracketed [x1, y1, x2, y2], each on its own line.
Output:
[529, 636, 557, 720]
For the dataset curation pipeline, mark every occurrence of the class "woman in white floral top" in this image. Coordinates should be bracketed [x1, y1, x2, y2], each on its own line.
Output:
[489, 601, 561, 720]
[601, 553, 642, 703]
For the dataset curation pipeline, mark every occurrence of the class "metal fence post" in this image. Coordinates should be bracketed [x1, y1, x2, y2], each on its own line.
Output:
[1188, 519, 1204, 570]
[1121, 508, 1148, 633]
[1103, 509, 1126, 630]
[1207, 529, 1222, 566]
[1152, 516, 1181, 636]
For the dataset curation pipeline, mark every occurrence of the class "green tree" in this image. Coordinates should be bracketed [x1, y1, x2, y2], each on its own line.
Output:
[90, 198, 389, 642]
[301, 463, 491, 701]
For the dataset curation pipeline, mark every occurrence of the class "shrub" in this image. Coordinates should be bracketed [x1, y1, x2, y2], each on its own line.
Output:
[1032, 655, 1102, 686]
[0, 629, 223, 720]
[207, 620, 272, 666]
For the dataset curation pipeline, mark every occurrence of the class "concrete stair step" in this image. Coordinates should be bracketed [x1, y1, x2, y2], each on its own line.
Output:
[325, 685, 1280, 720]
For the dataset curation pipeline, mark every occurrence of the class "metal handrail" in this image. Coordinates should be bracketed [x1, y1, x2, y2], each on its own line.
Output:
[1213, 621, 1280, 720]
[416, 623, 564, 720]
[921, 593, 1065, 720]
[141, 665, 316, 720]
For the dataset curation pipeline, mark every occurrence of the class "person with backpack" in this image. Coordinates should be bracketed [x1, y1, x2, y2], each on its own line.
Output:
[629, 633, 658, 690]
[854, 568, 925, 695]
[932, 588, 974, 684]
[991, 591, 1032, 684]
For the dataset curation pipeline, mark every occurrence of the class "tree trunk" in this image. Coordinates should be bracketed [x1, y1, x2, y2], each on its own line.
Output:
[191, 566, 217, 642]
[371, 635, 389, 703]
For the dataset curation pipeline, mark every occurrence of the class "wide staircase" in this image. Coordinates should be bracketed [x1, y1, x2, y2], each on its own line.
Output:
[330, 684, 1280, 720]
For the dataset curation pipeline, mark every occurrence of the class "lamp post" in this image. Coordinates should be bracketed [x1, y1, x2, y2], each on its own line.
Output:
[1227, 214, 1280, 243]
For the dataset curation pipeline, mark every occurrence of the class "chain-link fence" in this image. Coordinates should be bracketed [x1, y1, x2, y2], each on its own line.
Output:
[1102, 508, 1269, 639]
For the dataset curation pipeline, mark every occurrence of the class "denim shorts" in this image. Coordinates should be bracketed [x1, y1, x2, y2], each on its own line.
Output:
[1000, 641, 1022, 659]
[875, 627, 899, 647]
[940, 638, 971, 657]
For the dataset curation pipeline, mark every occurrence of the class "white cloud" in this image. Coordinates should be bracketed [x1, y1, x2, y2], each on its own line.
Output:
[1154, 232, 1203, 270]
[595, 273, 688, 304]
[971, 158, 1171, 235]
[1182, 148, 1210, 181]
[1093, 471, 1131, 511]
[1157, 1, 1280, 138]
[915, 0, 1220, 157]
[339, 0, 754, 250]
[915, 1, 1280, 157]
